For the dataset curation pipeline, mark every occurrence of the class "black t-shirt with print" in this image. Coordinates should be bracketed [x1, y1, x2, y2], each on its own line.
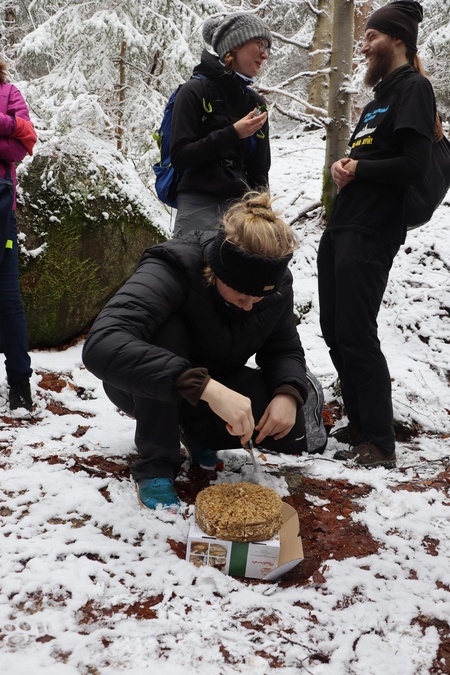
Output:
[326, 66, 436, 244]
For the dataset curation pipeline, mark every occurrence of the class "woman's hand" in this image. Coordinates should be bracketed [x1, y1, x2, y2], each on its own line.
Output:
[254, 394, 297, 444]
[233, 108, 268, 139]
[200, 379, 255, 444]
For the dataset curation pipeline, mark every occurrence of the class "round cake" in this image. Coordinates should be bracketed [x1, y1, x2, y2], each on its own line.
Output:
[195, 482, 283, 543]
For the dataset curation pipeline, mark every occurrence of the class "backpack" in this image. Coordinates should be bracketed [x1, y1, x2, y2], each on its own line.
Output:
[152, 75, 208, 209]
[152, 76, 260, 209]
[304, 368, 329, 454]
[406, 127, 450, 231]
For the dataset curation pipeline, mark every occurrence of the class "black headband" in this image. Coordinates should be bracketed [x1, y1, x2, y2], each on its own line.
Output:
[207, 229, 292, 297]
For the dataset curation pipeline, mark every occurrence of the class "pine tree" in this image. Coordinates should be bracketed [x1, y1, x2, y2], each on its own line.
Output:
[6, 0, 225, 176]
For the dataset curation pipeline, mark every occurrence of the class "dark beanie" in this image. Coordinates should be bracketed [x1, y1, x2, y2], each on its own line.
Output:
[366, 1, 423, 51]
[202, 13, 272, 61]
[207, 229, 292, 297]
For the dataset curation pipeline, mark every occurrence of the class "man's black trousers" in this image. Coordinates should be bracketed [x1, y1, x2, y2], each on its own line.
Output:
[317, 230, 400, 454]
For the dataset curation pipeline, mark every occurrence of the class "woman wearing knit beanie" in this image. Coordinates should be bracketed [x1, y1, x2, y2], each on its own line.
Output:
[169, 13, 272, 237]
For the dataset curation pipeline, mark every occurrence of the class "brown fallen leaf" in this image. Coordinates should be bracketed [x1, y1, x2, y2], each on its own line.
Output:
[312, 569, 327, 585]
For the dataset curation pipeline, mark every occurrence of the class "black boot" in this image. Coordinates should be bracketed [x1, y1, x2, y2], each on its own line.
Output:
[9, 380, 33, 412]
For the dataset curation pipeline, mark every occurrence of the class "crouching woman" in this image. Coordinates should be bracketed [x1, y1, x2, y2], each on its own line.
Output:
[82, 191, 309, 510]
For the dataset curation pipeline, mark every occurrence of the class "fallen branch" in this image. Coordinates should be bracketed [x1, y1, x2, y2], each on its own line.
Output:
[272, 101, 326, 129]
[290, 201, 323, 225]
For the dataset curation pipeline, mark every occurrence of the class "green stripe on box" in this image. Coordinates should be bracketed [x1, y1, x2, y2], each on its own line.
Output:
[229, 542, 249, 576]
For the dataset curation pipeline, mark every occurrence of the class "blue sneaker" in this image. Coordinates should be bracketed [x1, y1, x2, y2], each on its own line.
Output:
[137, 478, 180, 511]
[189, 447, 224, 471]
[180, 428, 224, 471]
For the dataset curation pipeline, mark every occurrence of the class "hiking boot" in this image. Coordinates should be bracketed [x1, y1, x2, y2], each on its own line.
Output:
[9, 380, 33, 413]
[188, 446, 224, 471]
[137, 478, 180, 511]
[334, 441, 396, 469]
[329, 423, 361, 445]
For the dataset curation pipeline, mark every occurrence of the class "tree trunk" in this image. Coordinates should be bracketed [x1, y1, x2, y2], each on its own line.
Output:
[5, 4, 16, 49]
[116, 40, 127, 153]
[322, 0, 355, 218]
[307, 0, 332, 113]
[354, 0, 372, 43]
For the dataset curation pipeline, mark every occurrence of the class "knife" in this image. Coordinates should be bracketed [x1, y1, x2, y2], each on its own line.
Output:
[243, 438, 258, 473]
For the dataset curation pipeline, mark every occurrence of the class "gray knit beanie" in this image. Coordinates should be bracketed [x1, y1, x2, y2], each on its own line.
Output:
[202, 13, 272, 60]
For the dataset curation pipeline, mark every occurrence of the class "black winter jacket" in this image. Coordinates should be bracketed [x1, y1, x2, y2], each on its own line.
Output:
[82, 232, 308, 405]
[170, 50, 270, 200]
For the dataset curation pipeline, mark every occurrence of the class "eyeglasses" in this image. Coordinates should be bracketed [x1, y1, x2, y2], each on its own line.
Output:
[255, 38, 271, 55]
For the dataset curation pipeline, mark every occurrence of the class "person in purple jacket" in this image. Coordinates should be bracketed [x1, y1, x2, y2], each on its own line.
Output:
[0, 60, 37, 413]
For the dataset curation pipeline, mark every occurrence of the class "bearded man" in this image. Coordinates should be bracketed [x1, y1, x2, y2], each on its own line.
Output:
[317, 1, 437, 468]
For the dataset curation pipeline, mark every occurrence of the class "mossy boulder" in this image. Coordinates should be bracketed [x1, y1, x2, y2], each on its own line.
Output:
[16, 140, 166, 348]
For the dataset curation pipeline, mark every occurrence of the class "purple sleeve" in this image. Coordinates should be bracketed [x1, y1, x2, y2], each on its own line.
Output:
[0, 84, 29, 163]
[7, 84, 31, 121]
[0, 113, 15, 137]
[0, 137, 27, 164]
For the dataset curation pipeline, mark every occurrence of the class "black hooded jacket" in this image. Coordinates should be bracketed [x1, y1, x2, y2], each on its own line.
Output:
[169, 50, 270, 200]
[82, 232, 307, 405]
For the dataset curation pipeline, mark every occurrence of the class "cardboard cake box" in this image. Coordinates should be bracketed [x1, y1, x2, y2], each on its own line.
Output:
[186, 502, 303, 581]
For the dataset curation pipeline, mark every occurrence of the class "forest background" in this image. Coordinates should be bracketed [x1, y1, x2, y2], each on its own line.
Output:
[5, 0, 450, 175]
[4, 0, 450, 189]
[1, 0, 449, 348]
[1, 0, 449, 349]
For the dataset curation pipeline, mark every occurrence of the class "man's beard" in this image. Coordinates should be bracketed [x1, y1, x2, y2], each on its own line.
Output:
[364, 44, 395, 87]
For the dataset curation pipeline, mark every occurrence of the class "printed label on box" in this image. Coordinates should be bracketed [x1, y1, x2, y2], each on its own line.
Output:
[188, 537, 232, 573]
[187, 522, 281, 579]
[240, 542, 280, 578]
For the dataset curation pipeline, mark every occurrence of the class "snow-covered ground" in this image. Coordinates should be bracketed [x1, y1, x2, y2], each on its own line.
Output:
[1, 127, 449, 674]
